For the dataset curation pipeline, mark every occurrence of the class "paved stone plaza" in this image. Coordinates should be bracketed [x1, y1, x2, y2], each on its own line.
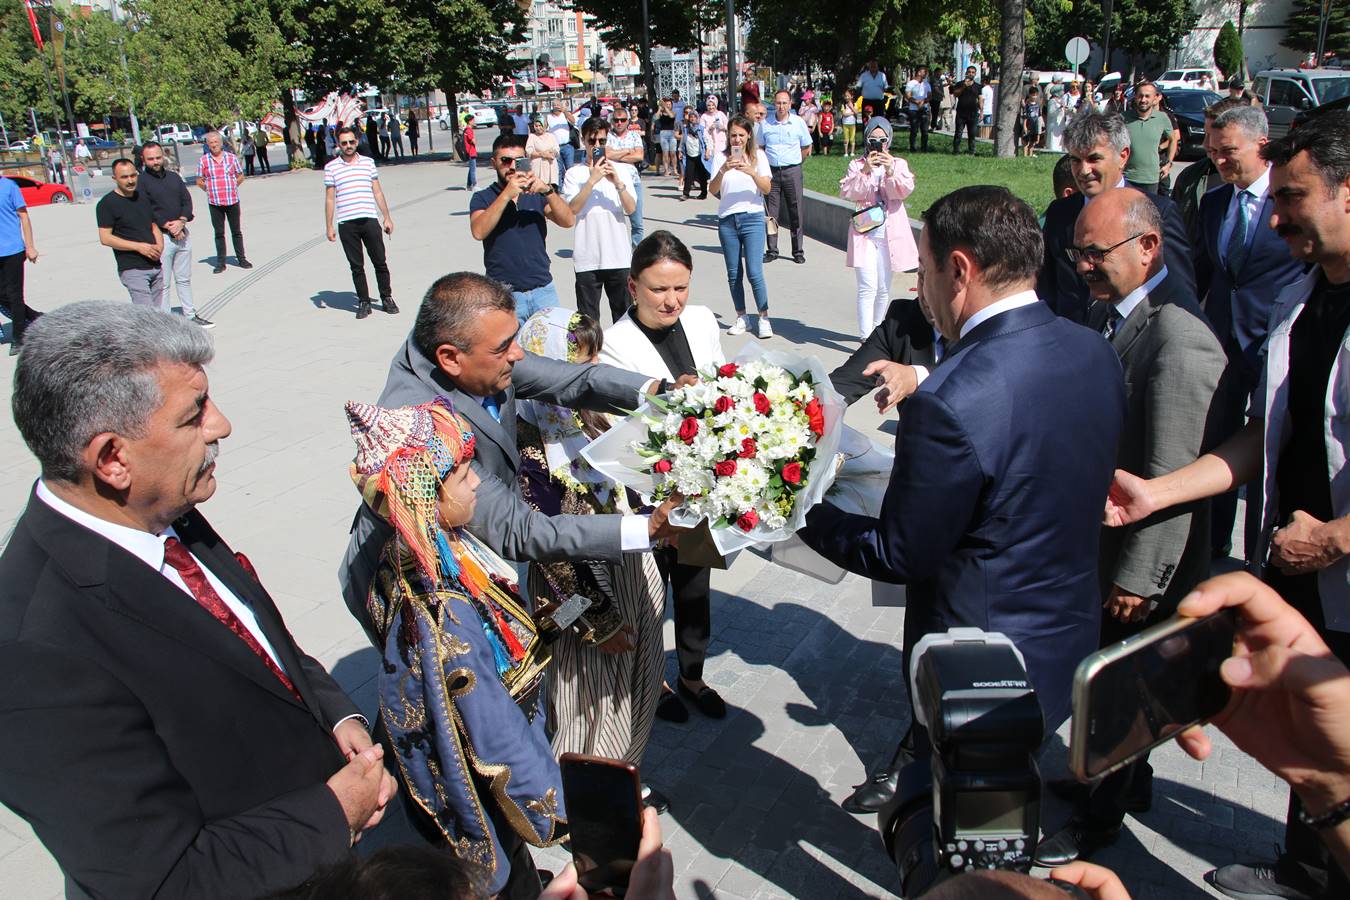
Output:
[0, 157, 1286, 899]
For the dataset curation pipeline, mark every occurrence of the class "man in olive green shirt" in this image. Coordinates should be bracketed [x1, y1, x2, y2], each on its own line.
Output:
[1122, 82, 1173, 193]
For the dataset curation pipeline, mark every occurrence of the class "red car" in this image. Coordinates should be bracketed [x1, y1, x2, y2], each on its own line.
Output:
[5, 175, 72, 206]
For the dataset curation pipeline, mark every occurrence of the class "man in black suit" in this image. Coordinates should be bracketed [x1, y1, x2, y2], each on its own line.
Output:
[1038, 111, 1196, 325]
[0, 302, 397, 899]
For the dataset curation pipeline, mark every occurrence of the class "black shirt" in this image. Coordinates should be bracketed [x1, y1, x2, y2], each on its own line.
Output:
[137, 167, 194, 228]
[657, 114, 675, 131]
[628, 308, 695, 378]
[955, 80, 981, 116]
[94, 190, 159, 271]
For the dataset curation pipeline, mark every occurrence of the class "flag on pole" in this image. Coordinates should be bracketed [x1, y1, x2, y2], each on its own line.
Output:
[23, 0, 43, 50]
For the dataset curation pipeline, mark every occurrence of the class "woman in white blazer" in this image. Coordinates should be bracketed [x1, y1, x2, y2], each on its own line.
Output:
[600, 230, 728, 724]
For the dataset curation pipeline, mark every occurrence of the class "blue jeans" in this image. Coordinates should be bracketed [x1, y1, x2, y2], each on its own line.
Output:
[559, 143, 575, 171]
[716, 211, 769, 315]
[467, 157, 477, 191]
[511, 281, 559, 324]
[629, 174, 644, 247]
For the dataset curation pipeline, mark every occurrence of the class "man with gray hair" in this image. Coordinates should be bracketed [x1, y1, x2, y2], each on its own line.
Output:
[1198, 101, 1310, 559]
[1034, 187, 1228, 866]
[1038, 111, 1195, 323]
[0, 302, 397, 897]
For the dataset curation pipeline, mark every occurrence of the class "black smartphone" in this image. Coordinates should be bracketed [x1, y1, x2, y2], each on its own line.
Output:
[591, 146, 604, 162]
[514, 157, 531, 174]
[560, 752, 643, 893]
[866, 137, 885, 153]
[1069, 608, 1237, 781]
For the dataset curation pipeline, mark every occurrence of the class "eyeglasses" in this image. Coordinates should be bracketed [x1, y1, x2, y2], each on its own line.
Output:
[499, 155, 524, 164]
[1065, 232, 1144, 265]
[588, 138, 608, 146]
[614, 118, 629, 124]
[338, 140, 357, 146]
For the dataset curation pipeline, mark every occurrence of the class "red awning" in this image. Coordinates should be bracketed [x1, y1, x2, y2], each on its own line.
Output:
[537, 76, 569, 90]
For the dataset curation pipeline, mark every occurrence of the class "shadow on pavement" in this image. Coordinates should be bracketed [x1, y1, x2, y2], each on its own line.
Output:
[311, 290, 362, 313]
[764, 317, 860, 355]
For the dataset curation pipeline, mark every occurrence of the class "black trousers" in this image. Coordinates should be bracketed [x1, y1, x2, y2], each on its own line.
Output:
[953, 114, 978, 153]
[409, 135, 419, 155]
[682, 154, 708, 198]
[654, 548, 712, 681]
[338, 217, 392, 302]
[575, 268, 630, 325]
[208, 202, 246, 263]
[908, 106, 929, 151]
[244, 154, 256, 176]
[0, 251, 28, 345]
[256, 146, 270, 174]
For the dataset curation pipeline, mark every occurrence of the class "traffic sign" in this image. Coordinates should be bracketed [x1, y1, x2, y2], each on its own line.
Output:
[1065, 37, 1090, 66]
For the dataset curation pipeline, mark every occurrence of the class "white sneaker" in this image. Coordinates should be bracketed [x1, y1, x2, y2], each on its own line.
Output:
[757, 316, 773, 339]
[727, 316, 747, 336]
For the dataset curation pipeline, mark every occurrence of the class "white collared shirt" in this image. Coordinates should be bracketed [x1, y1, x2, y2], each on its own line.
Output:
[959, 289, 1041, 339]
[1218, 166, 1270, 265]
[1110, 265, 1169, 325]
[35, 480, 286, 671]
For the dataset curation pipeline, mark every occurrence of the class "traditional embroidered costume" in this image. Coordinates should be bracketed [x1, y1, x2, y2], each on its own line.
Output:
[346, 398, 564, 893]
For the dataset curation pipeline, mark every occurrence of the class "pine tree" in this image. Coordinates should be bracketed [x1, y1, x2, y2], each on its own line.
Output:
[1214, 21, 1244, 79]
[1283, 0, 1350, 59]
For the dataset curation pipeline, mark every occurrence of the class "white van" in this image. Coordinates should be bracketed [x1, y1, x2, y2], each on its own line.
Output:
[1155, 68, 1220, 90]
[156, 123, 194, 144]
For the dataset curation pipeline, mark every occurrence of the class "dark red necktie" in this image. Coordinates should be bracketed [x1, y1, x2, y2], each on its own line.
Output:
[162, 537, 302, 702]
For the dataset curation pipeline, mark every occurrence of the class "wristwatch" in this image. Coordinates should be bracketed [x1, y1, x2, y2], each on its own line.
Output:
[539, 184, 555, 196]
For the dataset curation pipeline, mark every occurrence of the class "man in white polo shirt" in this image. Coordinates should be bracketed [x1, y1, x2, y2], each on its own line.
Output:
[324, 125, 398, 321]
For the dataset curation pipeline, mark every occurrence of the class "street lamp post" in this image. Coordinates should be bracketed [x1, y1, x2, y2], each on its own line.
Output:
[110, 0, 141, 144]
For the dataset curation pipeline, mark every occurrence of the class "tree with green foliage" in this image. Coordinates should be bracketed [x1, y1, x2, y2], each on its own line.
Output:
[1283, 0, 1350, 59]
[1111, 0, 1198, 79]
[0, 7, 54, 132]
[1213, 21, 1243, 79]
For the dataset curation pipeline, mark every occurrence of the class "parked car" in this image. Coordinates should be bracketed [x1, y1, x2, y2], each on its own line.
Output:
[1159, 88, 1221, 159]
[440, 105, 498, 129]
[5, 175, 72, 206]
[1155, 68, 1221, 90]
[155, 123, 194, 144]
[64, 136, 119, 151]
[1251, 68, 1350, 138]
[2, 140, 32, 152]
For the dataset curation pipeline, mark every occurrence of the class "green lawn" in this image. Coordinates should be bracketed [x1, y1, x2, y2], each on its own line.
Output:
[802, 143, 1062, 219]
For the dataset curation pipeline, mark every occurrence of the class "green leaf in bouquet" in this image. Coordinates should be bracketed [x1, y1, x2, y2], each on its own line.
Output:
[646, 393, 673, 413]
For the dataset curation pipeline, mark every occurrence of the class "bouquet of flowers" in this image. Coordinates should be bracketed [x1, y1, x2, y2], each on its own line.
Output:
[582, 345, 845, 555]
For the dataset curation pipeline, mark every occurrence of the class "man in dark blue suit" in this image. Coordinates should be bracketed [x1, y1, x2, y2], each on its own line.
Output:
[1197, 102, 1308, 558]
[1039, 112, 1196, 325]
[801, 185, 1126, 734]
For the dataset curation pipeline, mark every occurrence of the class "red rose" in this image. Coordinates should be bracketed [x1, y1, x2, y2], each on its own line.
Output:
[736, 509, 760, 531]
[753, 392, 771, 415]
[737, 438, 758, 459]
[714, 459, 738, 478]
[714, 395, 735, 414]
[804, 398, 825, 437]
[678, 416, 699, 443]
[652, 459, 673, 473]
[781, 461, 803, 485]
[718, 363, 739, 377]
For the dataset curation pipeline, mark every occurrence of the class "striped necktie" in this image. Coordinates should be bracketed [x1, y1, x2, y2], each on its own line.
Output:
[1102, 308, 1122, 341]
[1225, 189, 1252, 276]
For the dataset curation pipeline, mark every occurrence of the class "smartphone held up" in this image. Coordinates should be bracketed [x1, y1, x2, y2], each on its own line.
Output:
[560, 752, 644, 893]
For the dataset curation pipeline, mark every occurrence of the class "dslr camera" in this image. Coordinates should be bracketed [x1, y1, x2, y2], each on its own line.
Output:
[879, 628, 1044, 897]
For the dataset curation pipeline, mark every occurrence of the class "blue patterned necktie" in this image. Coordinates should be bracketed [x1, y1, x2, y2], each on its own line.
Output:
[1225, 190, 1252, 276]
[1102, 307, 1122, 341]
[482, 395, 501, 422]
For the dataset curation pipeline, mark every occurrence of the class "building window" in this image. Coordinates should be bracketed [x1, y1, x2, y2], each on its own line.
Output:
[547, 17, 562, 36]
[565, 16, 575, 34]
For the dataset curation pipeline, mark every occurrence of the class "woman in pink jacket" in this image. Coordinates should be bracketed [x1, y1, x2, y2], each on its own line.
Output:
[839, 116, 918, 337]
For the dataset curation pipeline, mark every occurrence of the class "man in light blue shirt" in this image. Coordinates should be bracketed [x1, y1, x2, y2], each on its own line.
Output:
[757, 89, 813, 264]
[0, 176, 36, 354]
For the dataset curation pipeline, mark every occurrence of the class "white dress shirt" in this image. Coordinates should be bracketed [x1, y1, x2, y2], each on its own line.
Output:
[35, 480, 285, 672]
[959, 289, 1041, 339]
[1218, 166, 1270, 265]
[1110, 265, 1169, 326]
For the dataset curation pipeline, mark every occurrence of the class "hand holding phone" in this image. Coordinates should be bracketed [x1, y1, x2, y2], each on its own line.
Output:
[560, 753, 643, 893]
[514, 157, 532, 174]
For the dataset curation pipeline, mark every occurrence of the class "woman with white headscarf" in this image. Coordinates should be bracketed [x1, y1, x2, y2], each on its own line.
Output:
[515, 307, 669, 804]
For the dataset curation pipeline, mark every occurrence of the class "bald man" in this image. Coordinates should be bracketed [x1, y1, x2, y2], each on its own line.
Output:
[1036, 187, 1229, 866]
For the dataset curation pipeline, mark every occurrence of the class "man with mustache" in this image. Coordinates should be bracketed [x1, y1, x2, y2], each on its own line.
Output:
[1103, 113, 1350, 900]
[0, 303, 397, 898]
[1034, 187, 1228, 866]
[1038, 112, 1194, 324]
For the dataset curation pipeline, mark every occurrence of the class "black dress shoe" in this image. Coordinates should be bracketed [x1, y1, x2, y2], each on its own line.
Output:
[382, 297, 400, 314]
[792, 253, 806, 264]
[212, 264, 226, 274]
[356, 300, 372, 320]
[237, 259, 254, 269]
[842, 767, 900, 813]
[1033, 822, 1121, 867]
[1207, 857, 1322, 900]
[763, 251, 779, 263]
[677, 680, 726, 718]
[655, 690, 688, 723]
[642, 785, 671, 815]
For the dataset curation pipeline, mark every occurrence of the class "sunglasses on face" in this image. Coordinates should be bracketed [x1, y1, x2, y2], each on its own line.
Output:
[588, 138, 608, 146]
[338, 140, 357, 146]
[499, 155, 524, 164]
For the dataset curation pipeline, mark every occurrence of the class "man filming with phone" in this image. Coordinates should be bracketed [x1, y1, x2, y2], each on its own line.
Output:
[563, 116, 638, 325]
[470, 134, 575, 326]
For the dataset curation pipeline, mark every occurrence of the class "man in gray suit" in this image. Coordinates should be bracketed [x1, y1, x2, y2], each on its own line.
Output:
[1036, 188, 1229, 866]
[341, 272, 685, 640]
